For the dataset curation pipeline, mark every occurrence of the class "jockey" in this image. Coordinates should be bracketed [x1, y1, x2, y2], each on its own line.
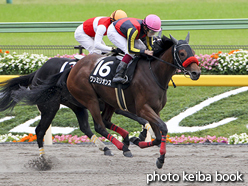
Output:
[107, 14, 162, 84]
[74, 10, 127, 54]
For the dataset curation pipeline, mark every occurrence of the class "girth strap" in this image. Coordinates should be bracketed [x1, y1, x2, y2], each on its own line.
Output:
[115, 84, 128, 111]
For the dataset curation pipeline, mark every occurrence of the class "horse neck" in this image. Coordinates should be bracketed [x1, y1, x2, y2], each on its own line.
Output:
[151, 47, 176, 89]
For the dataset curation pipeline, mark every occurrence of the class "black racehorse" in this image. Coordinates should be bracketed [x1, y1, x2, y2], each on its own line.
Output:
[0, 57, 151, 158]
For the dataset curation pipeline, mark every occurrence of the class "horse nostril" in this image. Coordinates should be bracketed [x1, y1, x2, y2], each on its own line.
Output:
[191, 71, 197, 76]
[191, 71, 200, 80]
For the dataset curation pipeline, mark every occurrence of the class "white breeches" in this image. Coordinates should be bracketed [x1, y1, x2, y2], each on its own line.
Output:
[74, 23, 106, 54]
[107, 23, 146, 58]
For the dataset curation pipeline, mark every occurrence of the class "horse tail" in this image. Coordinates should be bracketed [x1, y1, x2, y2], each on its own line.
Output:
[0, 72, 36, 111]
[11, 68, 72, 105]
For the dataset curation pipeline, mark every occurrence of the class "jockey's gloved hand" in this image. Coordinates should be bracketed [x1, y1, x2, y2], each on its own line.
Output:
[140, 52, 154, 61]
[111, 47, 118, 53]
[116, 48, 124, 54]
[111, 47, 124, 54]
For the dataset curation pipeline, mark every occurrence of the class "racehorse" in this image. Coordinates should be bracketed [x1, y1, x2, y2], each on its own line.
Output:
[0, 57, 151, 158]
[66, 33, 201, 168]
[4, 33, 201, 169]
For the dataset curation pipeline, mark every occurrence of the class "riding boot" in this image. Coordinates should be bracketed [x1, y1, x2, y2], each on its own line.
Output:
[113, 61, 128, 84]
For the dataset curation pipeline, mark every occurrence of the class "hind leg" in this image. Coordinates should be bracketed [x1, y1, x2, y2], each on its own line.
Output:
[65, 102, 113, 156]
[82, 98, 132, 157]
[67, 70, 132, 157]
[35, 103, 60, 157]
[102, 105, 130, 147]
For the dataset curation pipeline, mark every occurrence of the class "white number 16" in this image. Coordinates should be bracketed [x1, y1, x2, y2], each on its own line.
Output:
[93, 60, 114, 77]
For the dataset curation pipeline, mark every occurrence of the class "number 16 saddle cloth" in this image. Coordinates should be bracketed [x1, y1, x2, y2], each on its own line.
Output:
[89, 55, 139, 90]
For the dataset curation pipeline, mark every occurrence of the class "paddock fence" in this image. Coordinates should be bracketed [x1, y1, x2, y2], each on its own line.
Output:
[1, 18, 248, 56]
[1, 19, 248, 32]
[1, 44, 248, 57]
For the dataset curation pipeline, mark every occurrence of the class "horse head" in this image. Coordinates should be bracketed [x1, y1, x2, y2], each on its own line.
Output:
[169, 32, 201, 80]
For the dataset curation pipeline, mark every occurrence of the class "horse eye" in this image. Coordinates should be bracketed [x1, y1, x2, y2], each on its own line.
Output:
[180, 52, 185, 56]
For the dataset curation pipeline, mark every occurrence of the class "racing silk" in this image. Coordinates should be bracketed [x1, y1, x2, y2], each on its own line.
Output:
[83, 17, 111, 37]
[82, 17, 112, 53]
[113, 18, 153, 54]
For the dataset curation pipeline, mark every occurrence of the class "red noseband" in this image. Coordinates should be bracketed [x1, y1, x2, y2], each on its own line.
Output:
[182, 56, 199, 68]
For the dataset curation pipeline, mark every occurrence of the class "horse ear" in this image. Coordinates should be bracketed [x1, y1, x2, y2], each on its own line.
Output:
[185, 32, 190, 43]
[169, 34, 178, 45]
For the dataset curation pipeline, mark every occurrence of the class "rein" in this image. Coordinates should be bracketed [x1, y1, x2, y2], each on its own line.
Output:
[149, 54, 181, 70]
[148, 61, 177, 90]
[148, 44, 190, 90]
[148, 61, 167, 90]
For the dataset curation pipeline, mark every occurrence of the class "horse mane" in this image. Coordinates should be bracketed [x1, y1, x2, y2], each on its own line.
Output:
[152, 35, 174, 57]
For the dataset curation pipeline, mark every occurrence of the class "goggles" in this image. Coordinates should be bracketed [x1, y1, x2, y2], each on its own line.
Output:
[148, 29, 157, 34]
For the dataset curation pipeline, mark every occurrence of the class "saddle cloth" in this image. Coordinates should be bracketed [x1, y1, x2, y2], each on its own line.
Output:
[59, 58, 81, 72]
[89, 56, 139, 89]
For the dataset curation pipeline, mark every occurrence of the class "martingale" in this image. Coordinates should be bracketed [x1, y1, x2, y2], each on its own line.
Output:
[89, 56, 138, 89]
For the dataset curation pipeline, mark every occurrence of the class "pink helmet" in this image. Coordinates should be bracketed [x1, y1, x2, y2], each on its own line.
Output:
[143, 14, 161, 32]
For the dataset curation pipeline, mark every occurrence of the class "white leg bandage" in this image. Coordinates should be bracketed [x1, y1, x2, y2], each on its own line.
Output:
[91, 135, 105, 151]
[145, 123, 156, 139]
[39, 148, 45, 157]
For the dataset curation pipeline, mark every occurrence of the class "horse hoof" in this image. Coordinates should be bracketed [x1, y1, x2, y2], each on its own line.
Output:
[123, 150, 133, 157]
[156, 158, 164, 169]
[104, 147, 114, 156]
[104, 149, 114, 156]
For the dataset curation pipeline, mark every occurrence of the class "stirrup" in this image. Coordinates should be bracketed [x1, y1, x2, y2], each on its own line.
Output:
[122, 75, 128, 84]
[113, 75, 128, 84]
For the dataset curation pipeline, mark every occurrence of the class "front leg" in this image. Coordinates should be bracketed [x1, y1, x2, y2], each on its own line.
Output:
[137, 104, 168, 169]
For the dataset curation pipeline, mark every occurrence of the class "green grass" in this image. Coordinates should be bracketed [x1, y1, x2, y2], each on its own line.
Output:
[177, 89, 248, 137]
[0, 105, 40, 134]
[1, 86, 247, 138]
[0, 0, 248, 45]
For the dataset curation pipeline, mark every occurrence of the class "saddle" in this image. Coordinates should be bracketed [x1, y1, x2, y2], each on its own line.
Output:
[89, 55, 139, 90]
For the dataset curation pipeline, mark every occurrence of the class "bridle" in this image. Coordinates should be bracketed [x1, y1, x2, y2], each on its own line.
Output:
[173, 43, 193, 72]
[149, 42, 195, 90]
[150, 42, 194, 73]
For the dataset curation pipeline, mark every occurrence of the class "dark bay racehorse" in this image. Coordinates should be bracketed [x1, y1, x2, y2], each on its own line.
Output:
[3, 33, 200, 168]
[0, 57, 149, 158]
[66, 33, 201, 168]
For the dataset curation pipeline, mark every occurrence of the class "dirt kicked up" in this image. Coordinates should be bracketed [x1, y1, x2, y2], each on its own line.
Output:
[0, 143, 247, 186]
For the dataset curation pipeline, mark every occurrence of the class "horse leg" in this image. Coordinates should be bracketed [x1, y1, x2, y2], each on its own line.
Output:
[35, 103, 60, 157]
[66, 103, 113, 156]
[67, 72, 132, 157]
[87, 101, 132, 157]
[115, 109, 155, 141]
[102, 106, 130, 147]
[134, 104, 168, 169]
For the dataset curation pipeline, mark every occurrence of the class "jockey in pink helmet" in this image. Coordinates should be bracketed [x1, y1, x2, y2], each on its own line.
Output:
[107, 14, 161, 84]
[143, 14, 162, 34]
